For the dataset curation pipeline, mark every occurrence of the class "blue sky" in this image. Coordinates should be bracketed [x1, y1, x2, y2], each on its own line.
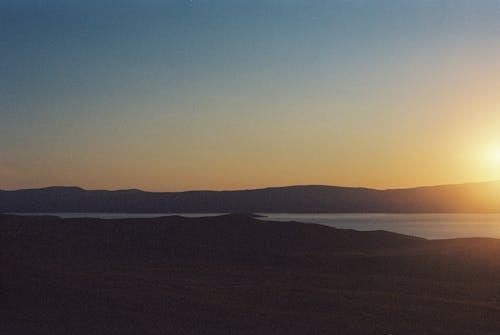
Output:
[2, 1, 500, 190]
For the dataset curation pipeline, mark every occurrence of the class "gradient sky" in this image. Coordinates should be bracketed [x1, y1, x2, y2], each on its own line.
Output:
[2, 0, 500, 191]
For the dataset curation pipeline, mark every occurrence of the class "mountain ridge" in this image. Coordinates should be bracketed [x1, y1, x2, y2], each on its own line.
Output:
[1, 181, 500, 213]
[3, 180, 500, 193]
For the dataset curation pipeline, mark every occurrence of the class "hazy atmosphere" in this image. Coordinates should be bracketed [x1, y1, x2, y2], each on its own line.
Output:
[2, 0, 500, 191]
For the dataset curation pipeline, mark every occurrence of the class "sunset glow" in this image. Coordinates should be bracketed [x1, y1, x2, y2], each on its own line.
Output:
[2, 1, 500, 191]
[485, 145, 500, 171]
[491, 147, 500, 166]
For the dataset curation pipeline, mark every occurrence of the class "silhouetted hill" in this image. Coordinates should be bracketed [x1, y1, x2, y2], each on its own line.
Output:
[3, 214, 500, 334]
[0, 213, 424, 264]
[2, 181, 500, 213]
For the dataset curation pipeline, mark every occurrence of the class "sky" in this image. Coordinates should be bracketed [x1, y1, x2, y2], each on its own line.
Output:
[2, 0, 500, 191]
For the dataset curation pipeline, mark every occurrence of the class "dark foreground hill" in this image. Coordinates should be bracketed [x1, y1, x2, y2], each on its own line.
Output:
[2, 181, 500, 213]
[2, 214, 500, 334]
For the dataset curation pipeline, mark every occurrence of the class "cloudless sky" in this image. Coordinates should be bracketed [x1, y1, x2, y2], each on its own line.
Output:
[2, 0, 500, 191]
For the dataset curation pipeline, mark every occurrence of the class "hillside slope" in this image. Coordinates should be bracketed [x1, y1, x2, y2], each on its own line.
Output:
[3, 214, 500, 334]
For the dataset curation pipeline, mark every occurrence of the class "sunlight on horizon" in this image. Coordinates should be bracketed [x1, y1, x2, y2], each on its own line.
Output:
[490, 147, 500, 166]
[481, 143, 500, 173]
[2, 1, 500, 191]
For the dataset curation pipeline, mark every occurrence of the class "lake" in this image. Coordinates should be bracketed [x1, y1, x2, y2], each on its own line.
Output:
[263, 213, 500, 239]
[9, 212, 500, 239]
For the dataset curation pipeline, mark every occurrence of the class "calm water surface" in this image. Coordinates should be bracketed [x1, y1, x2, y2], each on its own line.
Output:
[9, 212, 500, 239]
[263, 213, 500, 239]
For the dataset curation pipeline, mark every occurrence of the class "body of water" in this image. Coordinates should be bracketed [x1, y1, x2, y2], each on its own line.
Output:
[7, 212, 500, 239]
[263, 213, 500, 239]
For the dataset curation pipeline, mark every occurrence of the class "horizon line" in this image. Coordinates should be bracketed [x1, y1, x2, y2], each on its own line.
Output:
[2, 179, 500, 193]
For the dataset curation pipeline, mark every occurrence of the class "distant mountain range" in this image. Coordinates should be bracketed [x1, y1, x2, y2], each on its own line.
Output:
[1, 181, 500, 213]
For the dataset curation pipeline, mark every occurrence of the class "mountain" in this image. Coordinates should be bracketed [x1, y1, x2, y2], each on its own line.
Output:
[1, 181, 500, 213]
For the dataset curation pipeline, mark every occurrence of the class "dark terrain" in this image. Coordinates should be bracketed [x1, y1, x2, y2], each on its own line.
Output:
[2, 181, 500, 213]
[2, 214, 500, 334]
